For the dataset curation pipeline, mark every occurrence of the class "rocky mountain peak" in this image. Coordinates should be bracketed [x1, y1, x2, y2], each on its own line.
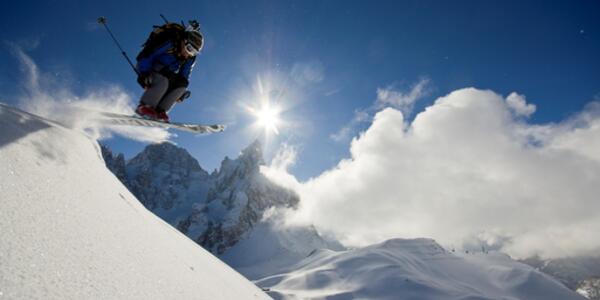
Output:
[240, 139, 264, 165]
[129, 142, 207, 175]
[102, 140, 299, 255]
[217, 139, 264, 179]
[100, 144, 126, 182]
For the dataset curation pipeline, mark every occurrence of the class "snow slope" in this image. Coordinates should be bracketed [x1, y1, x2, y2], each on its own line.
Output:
[256, 238, 584, 300]
[0, 103, 270, 299]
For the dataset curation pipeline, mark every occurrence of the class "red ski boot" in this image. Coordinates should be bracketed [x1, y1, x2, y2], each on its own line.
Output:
[135, 104, 157, 120]
[155, 110, 170, 123]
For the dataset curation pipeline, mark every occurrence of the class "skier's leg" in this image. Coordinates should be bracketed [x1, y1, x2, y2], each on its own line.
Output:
[139, 73, 169, 108]
[156, 87, 187, 113]
[156, 74, 189, 113]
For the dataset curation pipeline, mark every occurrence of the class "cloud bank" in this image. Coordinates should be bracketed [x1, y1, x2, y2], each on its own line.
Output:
[264, 88, 600, 259]
[9, 43, 172, 143]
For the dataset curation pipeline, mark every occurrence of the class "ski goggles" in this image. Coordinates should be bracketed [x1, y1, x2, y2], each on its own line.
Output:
[183, 42, 200, 57]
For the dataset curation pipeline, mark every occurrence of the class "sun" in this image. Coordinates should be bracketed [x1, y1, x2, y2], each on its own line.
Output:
[256, 105, 280, 134]
[241, 74, 295, 137]
[248, 101, 281, 135]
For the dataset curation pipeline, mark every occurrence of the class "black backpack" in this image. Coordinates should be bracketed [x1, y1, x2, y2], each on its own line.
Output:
[136, 22, 186, 61]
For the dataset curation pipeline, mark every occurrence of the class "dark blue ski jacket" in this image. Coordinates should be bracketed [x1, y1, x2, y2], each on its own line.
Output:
[136, 42, 196, 81]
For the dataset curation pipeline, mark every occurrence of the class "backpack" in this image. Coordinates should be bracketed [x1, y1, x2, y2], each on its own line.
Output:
[136, 22, 186, 61]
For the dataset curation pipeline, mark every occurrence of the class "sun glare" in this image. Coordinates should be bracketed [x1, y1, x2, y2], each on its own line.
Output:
[257, 105, 280, 134]
[241, 75, 296, 137]
[248, 101, 281, 135]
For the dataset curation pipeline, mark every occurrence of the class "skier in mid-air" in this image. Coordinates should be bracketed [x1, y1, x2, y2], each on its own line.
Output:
[134, 21, 204, 122]
[97, 17, 223, 133]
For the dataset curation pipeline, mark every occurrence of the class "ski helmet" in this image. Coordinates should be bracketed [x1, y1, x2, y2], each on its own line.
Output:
[183, 31, 203, 56]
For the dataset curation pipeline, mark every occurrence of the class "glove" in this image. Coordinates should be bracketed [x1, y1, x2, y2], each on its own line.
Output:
[177, 90, 191, 103]
[137, 73, 152, 88]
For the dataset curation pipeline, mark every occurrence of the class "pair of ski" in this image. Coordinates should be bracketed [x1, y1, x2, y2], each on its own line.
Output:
[99, 111, 225, 134]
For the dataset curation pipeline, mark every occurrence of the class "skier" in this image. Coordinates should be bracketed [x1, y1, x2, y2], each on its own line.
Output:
[134, 23, 204, 122]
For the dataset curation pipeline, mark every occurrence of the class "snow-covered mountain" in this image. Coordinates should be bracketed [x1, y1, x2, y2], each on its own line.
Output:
[102, 143, 212, 223]
[257, 238, 584, 300]
[0, 103, 270, 299]
[102, 140, 305, 256]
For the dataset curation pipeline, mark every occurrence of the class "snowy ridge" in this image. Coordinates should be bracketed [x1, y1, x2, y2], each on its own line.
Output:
[0, 103, 270, 299]
[256, 238, 584, 300]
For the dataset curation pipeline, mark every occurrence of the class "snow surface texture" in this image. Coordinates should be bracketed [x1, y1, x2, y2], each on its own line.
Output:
[0, 103, 270, 299]
[257, 238, 584, 300]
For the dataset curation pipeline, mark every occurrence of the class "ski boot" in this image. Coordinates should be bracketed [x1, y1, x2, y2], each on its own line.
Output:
[155, 109, 169, 123]
[135, 103, 157, 120]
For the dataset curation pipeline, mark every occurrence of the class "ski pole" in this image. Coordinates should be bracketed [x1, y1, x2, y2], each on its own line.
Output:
[97, 16, 140, 76]
[160, 14, 169, 24]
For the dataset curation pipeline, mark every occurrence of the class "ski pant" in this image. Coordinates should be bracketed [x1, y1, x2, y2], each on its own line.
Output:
[139, 72, 187, 113]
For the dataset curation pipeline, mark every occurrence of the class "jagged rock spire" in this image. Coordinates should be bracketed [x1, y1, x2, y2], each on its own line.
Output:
[129, 142, 206, 174]
[240, 139, 264, 165]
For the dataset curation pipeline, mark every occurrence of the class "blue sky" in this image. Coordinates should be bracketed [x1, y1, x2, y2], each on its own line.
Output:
[1, 0, 599, 180]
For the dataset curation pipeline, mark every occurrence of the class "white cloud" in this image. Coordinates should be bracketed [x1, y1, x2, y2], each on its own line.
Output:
[264, 88, 600, 259]
[269, 142, 298, 172]
[261, 143, 302, 193]
[9, 44, 172, 143]
[506, 92, 536, 117]
[376, 78, 431, 116]
[546, 102, 600, 162]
